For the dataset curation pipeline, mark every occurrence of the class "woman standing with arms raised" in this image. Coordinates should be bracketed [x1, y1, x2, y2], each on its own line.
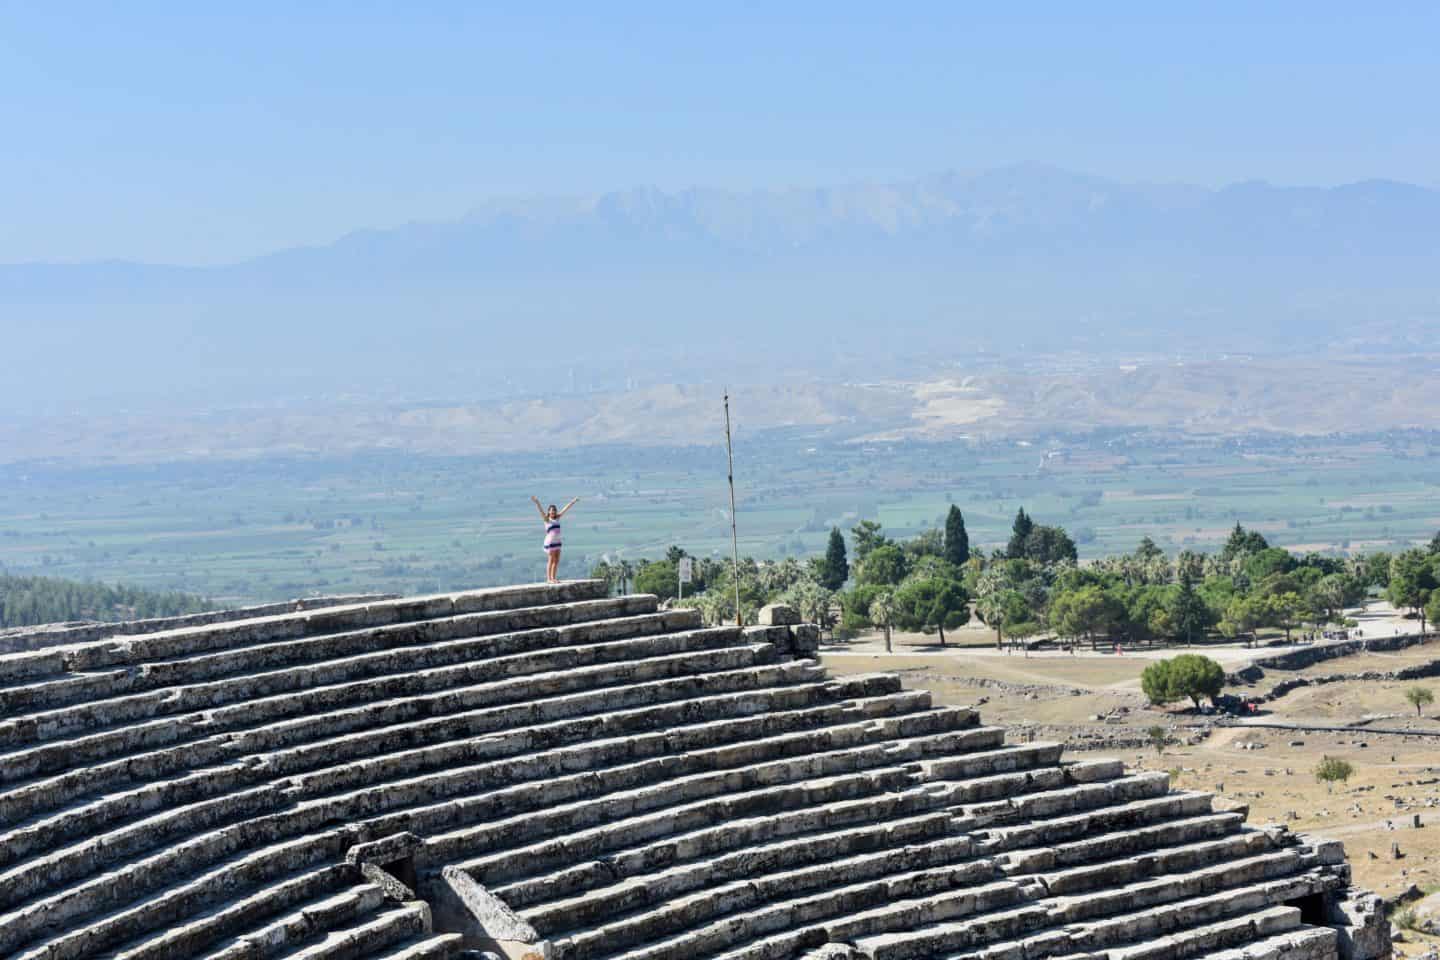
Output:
[531, 495, 579, 583]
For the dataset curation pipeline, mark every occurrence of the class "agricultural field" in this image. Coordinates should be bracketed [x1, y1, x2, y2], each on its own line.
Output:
[1, 430, 1438, 605]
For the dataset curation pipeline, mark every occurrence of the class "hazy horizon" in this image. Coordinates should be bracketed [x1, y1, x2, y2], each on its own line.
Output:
[4, 5, 1439, 264]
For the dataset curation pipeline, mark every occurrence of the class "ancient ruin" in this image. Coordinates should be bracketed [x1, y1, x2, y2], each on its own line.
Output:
[0, 580, 1390, 959]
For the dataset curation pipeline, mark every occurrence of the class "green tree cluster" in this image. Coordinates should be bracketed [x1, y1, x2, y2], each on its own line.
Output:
[0, 573, 210, 629]
[1005, 508, 1077, 565]
[1388, 548, 1440, 632]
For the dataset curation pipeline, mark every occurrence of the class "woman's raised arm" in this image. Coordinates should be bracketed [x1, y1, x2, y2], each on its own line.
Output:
[558, 497, 580, 517]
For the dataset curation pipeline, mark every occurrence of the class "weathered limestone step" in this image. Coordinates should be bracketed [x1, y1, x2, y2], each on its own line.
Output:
[2, 644, 796, 829]
[998, 812, 1246, 876]
[923, 905, 1311, 960]
[193, 882, 387, 960]
[0, 595, 661, 714]
[918, 741, 1065, 782]
[0, 782, 288, 910]
[257, 644, 783, 840]
[525, 810, 962, 933]
[367, 933, 465, 960]
[101, 863, 353, 960]
[0, 610, 710, 739]
[0, 668, 133, 713]
[0, 648, 70, 687]
[1200, 925, 1339, 960]
[608, 877, 1026, 960]
[1048, 850, 1304, 925]
[65, 581, 610, 673]
[550, 838, 993, 959]
[444, 764, 924, 883]
[0, 805, 345, 957]
[950, 759, 1140, 829]
[1107, 905, 1303, 960]
[0, 596, 396, 691]
[251, 668, 876, 780]
[9, 829, 353, 960]
[0, 691, 189, 757]
[429, 725, 1002, 873]
[230, 657, 831, 758]
[1067, 880, 1340, 957]
[145, 594, 660, 687]
[920, 744, 1074, 804]
[960, 772, 1174, 827]
[854, 901, 1057, 960]
[0, 717, 227, 826]
[0, 593, 397, 678]
[1038, 830, 1274, 897]
[0, 760, 253, 868]
[283, 902, 429, 960]
[1064, 758, 1125, 782]
[826, 879, 1036, 947]
[290, 665, 947, 840]
[286, 695, 964, 803]
[494, 782, 965, 909]
[219, 637, 769, 747]
[977, 791, 1216, 854]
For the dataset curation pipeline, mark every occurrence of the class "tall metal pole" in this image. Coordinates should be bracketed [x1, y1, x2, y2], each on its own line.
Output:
[724, 391, 742, 627]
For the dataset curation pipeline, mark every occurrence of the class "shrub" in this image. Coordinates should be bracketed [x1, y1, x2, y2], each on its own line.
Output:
[1314, 755, 1354, 793]
[1147, 725, 1168, 756]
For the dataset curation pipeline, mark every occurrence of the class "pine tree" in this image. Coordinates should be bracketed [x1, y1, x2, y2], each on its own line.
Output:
[821, 527, 849, 590]
[943, 506, 970, 567]
[1168, 569, 1214, 645]
[1006, 508, 1034, 559]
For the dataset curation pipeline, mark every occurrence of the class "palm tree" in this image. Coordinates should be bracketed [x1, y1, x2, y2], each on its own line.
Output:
[869, 592, 896, 654]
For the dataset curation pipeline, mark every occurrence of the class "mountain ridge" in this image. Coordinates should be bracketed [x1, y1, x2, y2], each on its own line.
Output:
[5, 164, 1439, 410]
[7, 164, 1440, 272]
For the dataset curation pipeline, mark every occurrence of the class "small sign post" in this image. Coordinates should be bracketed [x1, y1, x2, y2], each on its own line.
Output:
[678, 556, 693, 600]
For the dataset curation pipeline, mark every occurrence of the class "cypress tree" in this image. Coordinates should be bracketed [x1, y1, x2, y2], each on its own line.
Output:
[1006, 508, 1034, 559]
[943, 505, 970, 567]
[822, 527, 849, 590]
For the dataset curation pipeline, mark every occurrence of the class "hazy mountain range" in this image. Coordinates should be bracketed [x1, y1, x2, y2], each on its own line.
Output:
[6, 165, 1440, 410]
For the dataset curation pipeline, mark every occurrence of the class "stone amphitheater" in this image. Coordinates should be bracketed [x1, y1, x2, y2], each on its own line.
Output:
[0, 580, 1391, 960]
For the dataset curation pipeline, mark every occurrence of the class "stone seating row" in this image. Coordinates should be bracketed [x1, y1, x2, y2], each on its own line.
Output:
[0, 601, 918, 958]
[0, 593, 660, 715]
[0, 667, 1042, 955]
[0, 582, 1368, 960]
[487, 763, 1162, 958]
[0, 677, 933, 910]
[0, 592, 395, 661]
[0, 611, 747, 791]
[0, 584, 648, 959]
[0, 604, 701, 741]
[471, 726, 1353, 960]
[0, 581, 610, 686]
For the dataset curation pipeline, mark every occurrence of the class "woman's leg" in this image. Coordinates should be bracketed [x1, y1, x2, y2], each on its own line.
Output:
[552, 548, 562, 582]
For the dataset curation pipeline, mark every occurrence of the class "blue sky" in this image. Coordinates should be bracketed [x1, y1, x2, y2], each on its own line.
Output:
[1, 2, 1436, 265]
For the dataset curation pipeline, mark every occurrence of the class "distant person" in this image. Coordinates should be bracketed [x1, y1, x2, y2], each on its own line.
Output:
[531, 495, 579, 583]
